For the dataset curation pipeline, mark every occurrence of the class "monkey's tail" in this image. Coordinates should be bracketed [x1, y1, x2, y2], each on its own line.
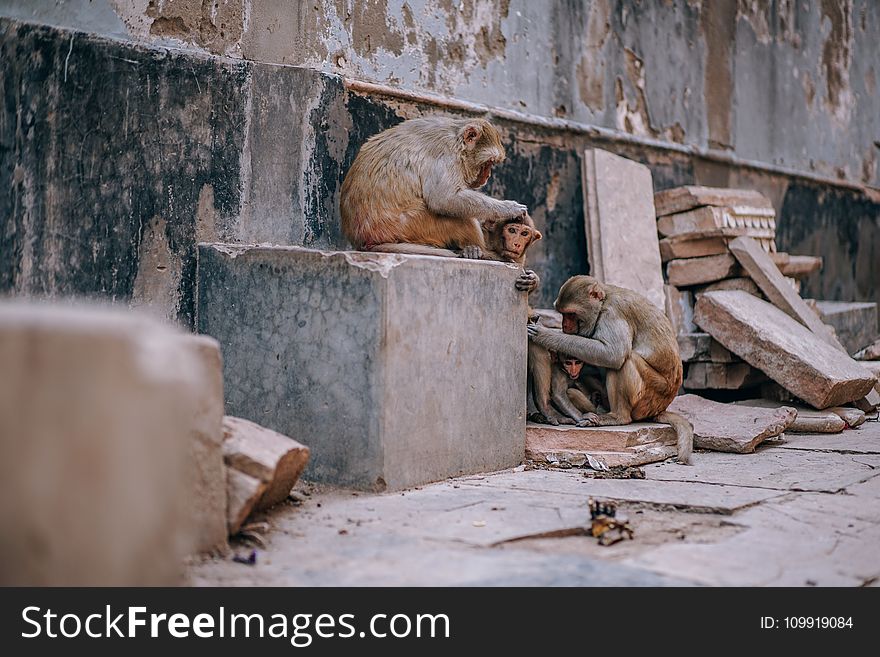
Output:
[654, 411, 694, 465]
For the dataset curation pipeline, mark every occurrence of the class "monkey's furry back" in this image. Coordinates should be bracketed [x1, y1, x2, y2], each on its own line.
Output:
[339, 116, 501, 249]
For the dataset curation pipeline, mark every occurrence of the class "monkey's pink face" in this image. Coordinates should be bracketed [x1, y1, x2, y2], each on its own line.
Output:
[563, 358, 584, 380]
[560, 311, 579, 335]
[470, 160, 496, 188]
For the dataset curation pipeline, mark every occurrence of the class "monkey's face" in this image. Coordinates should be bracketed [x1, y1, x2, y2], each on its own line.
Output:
[560, 312, 580, 334]
[556, 276, 606, 336]
[460, 120, 506, 189]
[501, 222, 541, 259]
[563, 358, 584, 379]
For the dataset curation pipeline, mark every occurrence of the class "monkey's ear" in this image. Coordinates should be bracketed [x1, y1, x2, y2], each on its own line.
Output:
[532, 230, 543, 242]
[461, 122, 483, 148]
[587, 282, 606, 302]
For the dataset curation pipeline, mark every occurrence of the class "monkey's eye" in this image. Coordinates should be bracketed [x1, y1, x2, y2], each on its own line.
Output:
[521, 230, 530, 237]
[507, 227, 517, 234]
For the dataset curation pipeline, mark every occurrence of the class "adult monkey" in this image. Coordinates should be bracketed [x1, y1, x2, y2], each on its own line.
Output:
[340, 116, 527, 261]
[527, 276, 693, 464]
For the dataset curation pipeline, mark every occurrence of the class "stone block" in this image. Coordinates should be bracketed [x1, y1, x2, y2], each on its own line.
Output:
[664, 285, 696, 335]
[197, 244, 527, 491]
[815, 301, 878, 355]
[683, 362, 765, 389]
[735, 399, 847, 433]
[855, 339, 880, 361]
[668, 394, 795, 453]
[582, 148, 664, 310]
[222, 415, 310, 510]
[775, 254, 823, 278]
[653, 186, 775, 218]
[525, 423, 677, 468]
[677, 332, 739, 363]
[694, 291, 876, 408]
[0, 302, 220, 585]
[226, 468, 267, 536]
[728, 237, 844, 351]
[695, 277, 762, 299]
[666, 253, 743, 287]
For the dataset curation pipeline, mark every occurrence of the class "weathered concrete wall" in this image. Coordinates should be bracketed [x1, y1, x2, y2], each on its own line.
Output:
[5, 0, 877, 187]
[2, 17, 878, 321]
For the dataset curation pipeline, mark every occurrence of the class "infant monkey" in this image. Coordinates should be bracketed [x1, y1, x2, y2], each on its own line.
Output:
[482, 213, 542, 292]
[550, 353, 608, 426]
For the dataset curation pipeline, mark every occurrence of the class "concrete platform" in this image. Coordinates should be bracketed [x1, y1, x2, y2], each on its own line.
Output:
[525, 422, 677, 467]
[197, 244, 528, 491]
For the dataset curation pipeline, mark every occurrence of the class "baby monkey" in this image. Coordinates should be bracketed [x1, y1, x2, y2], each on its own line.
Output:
[482, 213, 542, 292]
[548, 352, 607, 426]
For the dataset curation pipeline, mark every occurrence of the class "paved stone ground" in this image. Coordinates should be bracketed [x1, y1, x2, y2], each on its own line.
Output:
[188, 419, 880, 587]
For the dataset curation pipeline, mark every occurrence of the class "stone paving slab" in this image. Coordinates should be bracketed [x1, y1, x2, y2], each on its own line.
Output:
[775, 428, 880, 454]
[628, 492, 880, 586]
[643, 448, 880, 492]
[455, 469, 784, 513]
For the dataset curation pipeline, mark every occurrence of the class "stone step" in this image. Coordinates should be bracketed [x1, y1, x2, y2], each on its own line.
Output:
[525, 422, 677, 468]
[197, 244, 528, 491]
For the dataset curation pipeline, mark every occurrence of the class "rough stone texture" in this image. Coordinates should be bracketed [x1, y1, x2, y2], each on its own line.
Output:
[683, 362, 765, 389]
[198, 244, 527, 491]
[728, 236, 844, 351]
[525, 423, 677, 469]
[668, 394, 795, 453]
[777, 255, 823, 278]
[694, 291, 876, 408]
[815, 300, 878, 355]
[664, 285, 695, 335]
[656, 204, 776, 239]
[179, 334, 228, 553]
[582, 148, 664, 310]
[0, 302, 214, 585]
[860, 361, 880, 391]
[778, 432, 880, 454]
[654, 186, 775, 217]
[855, 340, 880, 361]
[695, 277, 762, 298]
[666, 253, 743, 287]
[677, 332, 739, 363]
[222, 415, 310, 510]
[827, 406, 867, 429]
[660, 234, 728, 262]
[226, 468, 266, 536]
[735, 399, 847, 433]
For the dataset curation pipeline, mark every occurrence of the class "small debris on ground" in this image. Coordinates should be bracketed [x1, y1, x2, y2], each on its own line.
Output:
[232, 550, 257, 566]
[587, 465, 646, 479]
[589, 498, 634, 546]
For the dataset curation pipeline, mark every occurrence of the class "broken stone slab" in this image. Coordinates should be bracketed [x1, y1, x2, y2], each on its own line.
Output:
[222, 415, 310, 510]
[728, 237, 844, 352]
[852, 390, 880, 413]
[855, 339, 880, 361]
[815, 301, 878, 355]
[653, 186, 775, 218]
[683, 362, 765, 389]
[525, 422, 677, 468]
[859, 361, 880, 390]
[735, 399, 846, 433]
[656, 205, 777, 241]
[0, 302, 218, 585]
[226, 468, 267, 536]
[695, 277, 762, 299]
[664, 285, 696, 335]
[666, 253, 743, 287]
[181, 335, 230, 555]
[828, 407, 867, 429]
[582, 148, 665, 310]
[694, 291, 876, 409]
[658, 226, 774, 262]
[198, 244, 527, 491]
[667, 394, 795, 453]
[775, 255, 823, 278]
[677, 332, 739, 363]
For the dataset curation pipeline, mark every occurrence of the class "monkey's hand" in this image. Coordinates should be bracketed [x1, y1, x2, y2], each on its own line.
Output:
[459, 245, 484, 260]
[526, 321, 554, 344]
[497, 200, 528, 220]
[515, 269, 539, 292]
[577, 413, 600, 427]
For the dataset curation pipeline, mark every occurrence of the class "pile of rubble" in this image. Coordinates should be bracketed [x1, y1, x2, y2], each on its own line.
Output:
[657, 185, 878, 426]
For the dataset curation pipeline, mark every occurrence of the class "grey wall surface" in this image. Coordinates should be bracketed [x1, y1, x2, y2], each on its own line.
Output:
[1, 7, 878, 322]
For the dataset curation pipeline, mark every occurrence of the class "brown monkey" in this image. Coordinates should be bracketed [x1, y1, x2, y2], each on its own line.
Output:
[482, 213, 542, 292]
[551, 354, 608, 424]
[340, 116, 527, 260]
[527, 276, 693, 464]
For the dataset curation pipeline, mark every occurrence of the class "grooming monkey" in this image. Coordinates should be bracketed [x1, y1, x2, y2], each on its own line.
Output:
[527, 276, 693, 464]
[340, 116, 527, 260]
